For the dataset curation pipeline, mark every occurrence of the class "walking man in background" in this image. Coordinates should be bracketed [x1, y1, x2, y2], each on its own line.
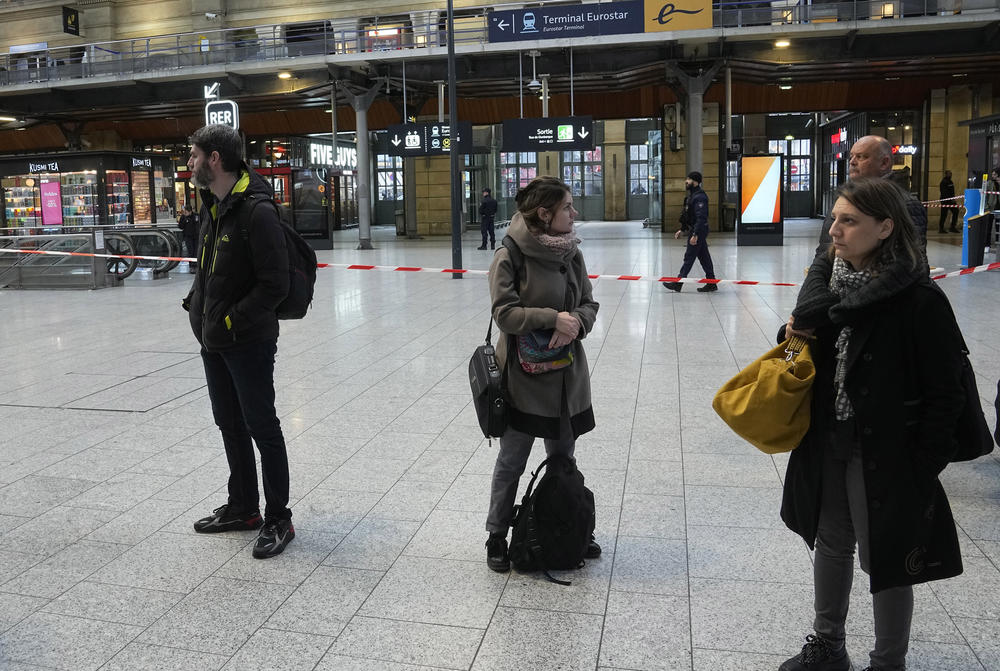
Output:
[182, 124, 295, 559]
[478, 187, 498, 250]
[177, 203, 199, 271]
[663, 171, 717, 293]
[938, 170, 959, 233]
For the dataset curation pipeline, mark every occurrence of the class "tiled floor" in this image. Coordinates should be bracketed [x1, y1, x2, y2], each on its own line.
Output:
[1, 219, 998, 671]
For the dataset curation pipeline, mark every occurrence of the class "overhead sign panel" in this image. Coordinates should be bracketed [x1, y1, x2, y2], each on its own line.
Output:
[502, 116, 594, 152]
[489, 1, 643, 42]
[383, 121, 472, 156]
[488, 0, 710, 42]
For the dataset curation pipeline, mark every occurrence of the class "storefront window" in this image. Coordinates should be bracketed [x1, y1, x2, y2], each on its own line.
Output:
[562, 149, 603, 196]
[500, 152, 537, 197]
[768, 138, 812, 192]
[376, 154, 403, 201]
[106, 170, 130, 226]
[60, 171, 98, 227]
[131, 170, 152, 225]
[628, 144, 650, 194]
[3, 176, 41, 228]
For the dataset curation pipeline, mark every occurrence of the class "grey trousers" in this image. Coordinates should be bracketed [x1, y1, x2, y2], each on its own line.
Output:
[814, 445, 913, 671]
[486, 422, 575, 534]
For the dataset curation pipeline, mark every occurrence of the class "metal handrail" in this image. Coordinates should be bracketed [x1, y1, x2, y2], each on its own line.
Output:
[0, 0, 992, 89]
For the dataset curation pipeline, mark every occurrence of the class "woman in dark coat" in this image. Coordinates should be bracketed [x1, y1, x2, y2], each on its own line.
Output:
[779, 178, 965, 671]
[484, 176, 600, 573]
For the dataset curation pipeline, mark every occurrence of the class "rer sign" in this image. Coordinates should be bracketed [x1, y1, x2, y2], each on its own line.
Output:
[205, 100, 239, 130]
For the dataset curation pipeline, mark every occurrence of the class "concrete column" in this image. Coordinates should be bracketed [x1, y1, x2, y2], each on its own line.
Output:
[341, 80, 383, 250]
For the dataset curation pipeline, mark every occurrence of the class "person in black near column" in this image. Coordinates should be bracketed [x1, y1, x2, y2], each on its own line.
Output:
[177, 204, 199, 272]
[182, 124, 295, 559]
[938, 170, 959, 233]
[662, 171, 717, 293]
[478, 187, 498, 250]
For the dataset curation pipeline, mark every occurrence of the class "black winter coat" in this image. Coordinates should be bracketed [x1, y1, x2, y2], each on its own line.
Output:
[183, 167, 288, 351]
[781, 256, 965, 593]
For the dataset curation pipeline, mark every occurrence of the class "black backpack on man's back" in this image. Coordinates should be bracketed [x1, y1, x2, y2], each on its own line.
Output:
[509, 454, 596, 585]
[245, 195, 318, 319]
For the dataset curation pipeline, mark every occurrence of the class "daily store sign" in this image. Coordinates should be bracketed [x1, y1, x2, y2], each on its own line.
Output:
[487, 0, 711, 42]
[203, 82, 239, 130]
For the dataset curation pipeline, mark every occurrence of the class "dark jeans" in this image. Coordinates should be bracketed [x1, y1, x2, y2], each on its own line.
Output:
[184, 236, 198, 267]
[201, 339, 290, 521]
[480, 216, 495, 246]
[938, 207, 958, 231]
[678, 236, 716, 279]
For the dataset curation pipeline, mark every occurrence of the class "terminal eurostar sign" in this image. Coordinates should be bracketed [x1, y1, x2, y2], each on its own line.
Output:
[488, 0, 711, 42]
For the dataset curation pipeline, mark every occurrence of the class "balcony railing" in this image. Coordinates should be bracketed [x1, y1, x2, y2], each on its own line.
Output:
[0, 0, 994, 88]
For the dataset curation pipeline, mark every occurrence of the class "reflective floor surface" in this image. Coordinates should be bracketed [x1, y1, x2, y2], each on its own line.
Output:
[0, 219, 998, 671]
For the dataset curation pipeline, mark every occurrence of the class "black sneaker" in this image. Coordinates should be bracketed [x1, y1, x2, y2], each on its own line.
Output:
[584, 534, 602, 559]
[486, 532, 510, 572]
[253, 518, 295, 559]
[662, 281, 682, 292]
[193, 504, 263, 534]
[697, 283, 718, 293]
[779, 634, 850, 671]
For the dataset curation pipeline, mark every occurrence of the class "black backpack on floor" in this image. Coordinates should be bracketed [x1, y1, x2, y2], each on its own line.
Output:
[509, 454, 596, 585]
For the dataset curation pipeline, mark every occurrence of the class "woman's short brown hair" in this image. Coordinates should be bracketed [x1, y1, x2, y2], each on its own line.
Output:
[515, 176, 570, 234]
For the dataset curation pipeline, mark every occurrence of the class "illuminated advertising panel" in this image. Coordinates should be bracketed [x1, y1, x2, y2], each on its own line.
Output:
[739, 155, 783, 246]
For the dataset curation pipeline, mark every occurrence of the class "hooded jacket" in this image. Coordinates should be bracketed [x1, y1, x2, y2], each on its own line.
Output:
[183, 166, 289, 351]
[779, 251, 965, 592]
[488, 214, 599, 439]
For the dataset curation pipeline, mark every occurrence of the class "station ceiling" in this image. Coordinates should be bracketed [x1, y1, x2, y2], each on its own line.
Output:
[0, 16, 997, 147]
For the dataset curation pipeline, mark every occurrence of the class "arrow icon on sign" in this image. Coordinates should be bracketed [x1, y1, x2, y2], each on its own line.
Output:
[204, 82, 220, 100]
[578, 128, 589, 139]
[497, 19, 509, 31]
[391, 135, 402, 147]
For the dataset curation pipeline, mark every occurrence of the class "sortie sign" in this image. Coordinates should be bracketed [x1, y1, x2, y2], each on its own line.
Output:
[502, 116, 594, 152]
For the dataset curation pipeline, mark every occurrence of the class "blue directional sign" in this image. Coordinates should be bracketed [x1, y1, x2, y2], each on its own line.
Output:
[383, 121, 472, 156]
[502, 116, 594, 152]
[488, 0, 644, 42]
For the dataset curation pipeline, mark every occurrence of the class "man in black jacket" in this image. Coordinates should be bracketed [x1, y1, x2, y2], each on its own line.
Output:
[177, 204, 199, 271]
[938, 170, 959, 233]
[478, 187, 498, 250]
[663, 171, 718, 293]
[182, 124, 294, 559]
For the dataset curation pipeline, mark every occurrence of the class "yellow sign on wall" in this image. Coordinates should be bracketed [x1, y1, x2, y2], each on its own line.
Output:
[644, 0, 713, 31]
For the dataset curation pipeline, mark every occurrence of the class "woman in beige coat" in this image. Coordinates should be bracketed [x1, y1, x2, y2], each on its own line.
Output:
[485, 176, 600, 572]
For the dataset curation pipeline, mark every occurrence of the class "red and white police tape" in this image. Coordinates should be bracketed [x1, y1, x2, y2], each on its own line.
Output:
[1, 246, 997, 286]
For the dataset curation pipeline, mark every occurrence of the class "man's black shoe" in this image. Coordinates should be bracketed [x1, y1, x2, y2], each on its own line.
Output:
[584, 535, 602, 559]
[697, 283, 719, 293]
[779, 634, 850, 671]
[486, 532, 510, 572]
[253, 518, 295, 559]
[490, 242, 495, 249]
[477, 245, 487, 250]
[662, 281, 682, 292]
[949, 227, 960, 233]
[193, 504, 263, 534]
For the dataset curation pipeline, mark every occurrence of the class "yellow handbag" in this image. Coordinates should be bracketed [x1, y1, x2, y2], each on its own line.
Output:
[712, 337, 815, 455]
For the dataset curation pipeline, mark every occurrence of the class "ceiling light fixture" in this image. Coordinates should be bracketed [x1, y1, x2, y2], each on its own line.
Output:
[779, 84, 792, 90]
[277, 72, 292, 80]
[775, 39, 790, 48]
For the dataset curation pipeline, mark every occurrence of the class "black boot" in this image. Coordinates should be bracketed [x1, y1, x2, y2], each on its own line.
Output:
[662, 281, 682, 292]
[486, 532, 510, 572]
[779, 634, 850, 671]
[477, 244, 487, 250]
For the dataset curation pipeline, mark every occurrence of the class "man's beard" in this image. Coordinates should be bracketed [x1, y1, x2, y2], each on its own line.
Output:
[190, 165, 212, 189]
